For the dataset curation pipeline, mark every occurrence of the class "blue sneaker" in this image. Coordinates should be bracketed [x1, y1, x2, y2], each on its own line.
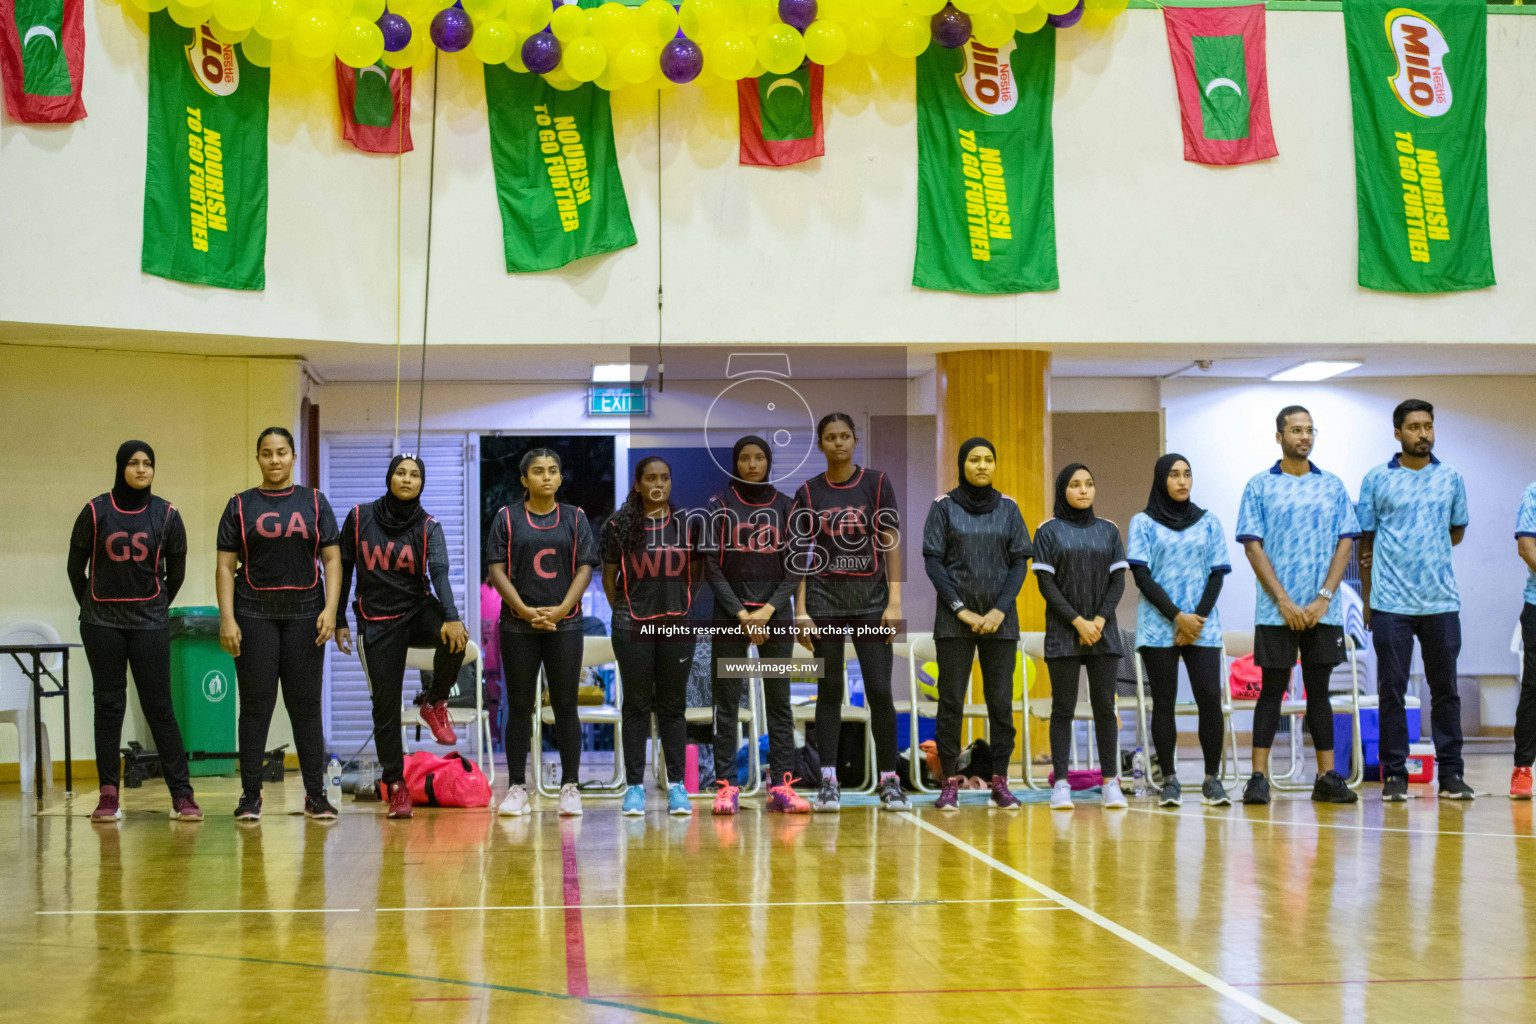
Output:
[667, 783, 693, 816]
[622, 784, 646, 816]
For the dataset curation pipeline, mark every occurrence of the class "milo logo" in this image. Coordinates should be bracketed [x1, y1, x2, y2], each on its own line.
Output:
[201, 669, 230, 702]
[1384, 8, 1451, 117]
[186, 24, 239, 98]
[955, 40, 1017, 117]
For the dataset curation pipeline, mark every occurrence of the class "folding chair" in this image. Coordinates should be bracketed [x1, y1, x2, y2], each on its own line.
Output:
[1349, 633, 1423, 790]
[356, 635, 493, 783]
[1266, 632, 1369, 791]
[1018, 632, 1124, 789]
[1132, 638, 1240, 787]
[533, 635, 627, 798]
[903, 632, 1014, 793]
[790, 641, 878, 795]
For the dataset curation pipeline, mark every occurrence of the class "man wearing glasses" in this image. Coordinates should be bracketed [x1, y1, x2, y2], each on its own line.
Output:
[1235, 405, 1361, 805]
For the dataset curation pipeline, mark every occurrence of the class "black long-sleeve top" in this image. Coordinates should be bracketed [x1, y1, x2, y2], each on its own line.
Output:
[1031, 517, 1127, 659]
[335, 507, 459, 631]
[67, 497, 187, 630]
[922, 494, 1032, 640]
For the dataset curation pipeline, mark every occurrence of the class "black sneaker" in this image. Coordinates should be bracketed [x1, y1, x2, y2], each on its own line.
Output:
[1438, 774, 1476, 800]
[305, 794, 339, 820]
[1242, 772, 1271, 805]
[1158, 778, 1182, 807]
[1201, 776, 1231, 807]
[1311, 769, 1359, 804]
[877, 774, 912, 811]
[1381, 775, 1409, 802]
[812, 776, 841, 813]
[233, 791, 262, 822]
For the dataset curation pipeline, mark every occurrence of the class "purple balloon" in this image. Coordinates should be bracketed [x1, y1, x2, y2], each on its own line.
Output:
[778, 0, 816, 33]
[1046, 0, 1084, 28]
[522, 30, 562, 74]
[430, 6, 474, 52]
[378, 12, 411, 52]
[660, 36, 703, 84]
[930, 4, 971, 49]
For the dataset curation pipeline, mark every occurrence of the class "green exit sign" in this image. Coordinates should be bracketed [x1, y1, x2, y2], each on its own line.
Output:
[588, 385, 648, 416]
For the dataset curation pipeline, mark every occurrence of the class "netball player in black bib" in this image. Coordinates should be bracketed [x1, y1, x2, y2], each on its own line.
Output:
[790, 413, 909, 812]
[703, 435, 808, 815]
[215, 428, 342, 822]
[335, 454, 468, 820]
[486, 449, 599, 818]
[602, 456, 702, 819]
[66, 441, 199, 822]
[922, 437, 1032, 812]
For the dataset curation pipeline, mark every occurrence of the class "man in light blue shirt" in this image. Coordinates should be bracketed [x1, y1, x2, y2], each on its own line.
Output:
[1357, 399, 1472, 801]
[1512, 483, 1536, 799]
[1235, 405, 1360, 806]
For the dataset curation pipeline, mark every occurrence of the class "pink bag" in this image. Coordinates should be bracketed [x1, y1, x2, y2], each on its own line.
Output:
[1228, 654, 1263, 701]
[403, 751, 492, 807]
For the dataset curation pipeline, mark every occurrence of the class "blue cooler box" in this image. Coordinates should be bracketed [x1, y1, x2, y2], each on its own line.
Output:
[1335, 707, 1421, 780]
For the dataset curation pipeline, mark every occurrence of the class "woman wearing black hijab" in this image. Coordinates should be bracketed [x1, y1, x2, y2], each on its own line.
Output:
[921, 437, 1033, 811]
[1128, 453, 1232, 808]
[1032, 464, 1128, 811]
[335, 454, 469, 820]
[703, 435, 806, 815]
[67, 441, 199, 822]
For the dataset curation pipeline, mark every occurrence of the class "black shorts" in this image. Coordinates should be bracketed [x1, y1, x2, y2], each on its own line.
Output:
[1253, 624, 1346, 669]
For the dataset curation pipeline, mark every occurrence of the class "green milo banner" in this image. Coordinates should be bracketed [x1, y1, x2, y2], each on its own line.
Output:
[142, 13, 268, 290]
[914, 30, 1057, 295]
[484, 64, 636, 273]
[1344, 0, 1493, 293]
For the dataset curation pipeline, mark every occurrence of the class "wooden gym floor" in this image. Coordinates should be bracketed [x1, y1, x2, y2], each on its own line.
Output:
[4, 752, 1535, 1024]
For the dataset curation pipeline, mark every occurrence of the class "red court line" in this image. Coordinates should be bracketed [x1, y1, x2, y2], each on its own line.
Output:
[596, 975, 1536, 999]
[560, 826, 589, 998]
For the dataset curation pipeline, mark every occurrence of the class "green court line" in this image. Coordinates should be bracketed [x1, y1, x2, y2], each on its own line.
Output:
[37, 942, 725, 1024]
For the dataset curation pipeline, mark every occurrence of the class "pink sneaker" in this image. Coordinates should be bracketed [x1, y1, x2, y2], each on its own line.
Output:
[418, 701, 457, 745]
[91, 785, 122, 822]
[712, 779, 739, 816]
[766, 773, 810, 814]
[989, 775, 1021, 810]
[934, 776, 961, 812]
[170, 793, 203, 821]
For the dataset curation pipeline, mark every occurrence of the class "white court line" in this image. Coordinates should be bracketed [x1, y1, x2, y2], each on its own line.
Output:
[36, 908, 361, 916]
[899, 812, 1304, 1024]
[37, 898, 1062, 917]
[1125, 805, 1536, 841]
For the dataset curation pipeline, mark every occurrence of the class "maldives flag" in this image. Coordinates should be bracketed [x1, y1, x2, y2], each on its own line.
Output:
[738, 62, 823, 167]
[1162, 4, 1276, 165]
[335, 58, 412, 154]
[0, 0, 86, 122]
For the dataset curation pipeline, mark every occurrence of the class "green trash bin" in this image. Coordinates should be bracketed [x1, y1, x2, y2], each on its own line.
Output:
[168, 606, 239, 776]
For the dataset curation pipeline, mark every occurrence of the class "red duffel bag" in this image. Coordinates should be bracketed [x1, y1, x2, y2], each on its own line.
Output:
[402, 751, 492, 807]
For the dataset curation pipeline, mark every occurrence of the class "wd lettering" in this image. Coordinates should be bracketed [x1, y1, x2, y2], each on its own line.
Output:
[955, 39, 1017, 116]
[185, 23, 238, 98]
[1385, 9, 1451, 117]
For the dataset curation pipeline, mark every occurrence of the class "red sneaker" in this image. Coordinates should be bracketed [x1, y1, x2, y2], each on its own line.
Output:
[91, 785, 122, 822]
[387, 781, 414, 819]
[418, 701, 457, 745]
[170, 793, 203, 821]
[1512, 766, 1533, 800]
[765, 773, 810, 814]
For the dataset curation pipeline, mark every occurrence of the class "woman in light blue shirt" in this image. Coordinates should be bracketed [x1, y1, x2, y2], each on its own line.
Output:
[1128, 453, 1232, 808]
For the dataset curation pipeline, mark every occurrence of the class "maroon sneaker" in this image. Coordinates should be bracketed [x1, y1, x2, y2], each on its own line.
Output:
[170, 793, 203, 821]
[934, 776, 961, 812]
[91, 785, 122, 823]
[418, 700, 457, 745]
[989, 775, 1021, 810]
[387, 781, 414, 819]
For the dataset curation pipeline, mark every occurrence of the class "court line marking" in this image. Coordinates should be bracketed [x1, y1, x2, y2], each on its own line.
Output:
[898, 812, 1305, 1024]
[31, 942, 725, 1024]
[36, 897, 1061, 917]
[1124, 805, 1536, 841]
[35, 908, 362, 916]
[559, 823, 589, 998]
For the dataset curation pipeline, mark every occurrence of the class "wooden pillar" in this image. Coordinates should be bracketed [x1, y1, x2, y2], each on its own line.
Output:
[934, 350, 1052, 764]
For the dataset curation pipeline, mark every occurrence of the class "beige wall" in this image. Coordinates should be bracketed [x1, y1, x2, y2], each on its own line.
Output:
[0, 343, 305, 770]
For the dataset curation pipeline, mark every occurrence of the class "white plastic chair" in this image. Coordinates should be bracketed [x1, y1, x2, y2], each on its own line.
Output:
[536, 635, 626, 798]
[0, 621, 58, 796]
[790, 641, 878, 795]
[1132, 637, 1240, 787]
[1019, 631, 1122, 790]
[356, 635, 493, 783]
[902, 632, 1008, 793]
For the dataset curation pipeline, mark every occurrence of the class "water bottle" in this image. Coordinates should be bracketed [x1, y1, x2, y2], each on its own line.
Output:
[1130, 747, 1149, 795]
[327, 756, 343, 810]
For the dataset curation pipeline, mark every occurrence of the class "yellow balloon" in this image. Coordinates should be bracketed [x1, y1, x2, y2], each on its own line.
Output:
[1084, 0, 1126, 12]
[593, 65, 618, 90]
[128, 0, 171, 13]
[543, 66, 584, 91]
[589, 3, 633, 48]
[335, 16, 383, 65]
[819, 0, 850, 19]
[563, 36, 607, 80]
[755, 23, 803, 75]
[614, 41, 656, 83]
[1038, 0, 1075, 14]
[845, 15, 882, 55]
[210, 15, 250, 41]
[502, 0, 543, 34]
[179, 0, 212, 9]
[389, 0, 429, 21]
[254, 0, 298, 37]
[461, 0, 505, 19]
[997, 0, 1035, 12]
[740, 0, 774, 32]
[884, 13, 929, 58]
[971, 7, 1013, 46]
[385, 31, 423, 67]
[634, 0, 678, 46]
[212, 0, 261, 30]
[291, 8, 340, 58]
[317, 0, 350, 15]
[502, 35, 528, 71]
[288, 48, 333, 78]
[951, 0, 995, 13]
[166, 1, 207, 26]
[350, 0, 384, 18]
[680, 0, 728, 43]
[906, 0, 945, 16]
[241, 32, 274, 65]
[549, 4, 589, 42]
[707, 31, 754, 80]
[472, 18, 516, 62]
[1013, 5, 1046, 31]
[802, 20, 846, 65]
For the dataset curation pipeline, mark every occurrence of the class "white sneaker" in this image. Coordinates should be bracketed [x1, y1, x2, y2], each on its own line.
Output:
[1101, 778, 1128, 809]
[1050, 779, 1074, 810]
[498, 784, 530, 817]
[558, 783, 583, 817]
